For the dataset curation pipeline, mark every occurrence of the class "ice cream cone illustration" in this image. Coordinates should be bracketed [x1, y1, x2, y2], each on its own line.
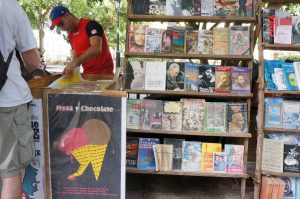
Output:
[57, 119, 111, 181]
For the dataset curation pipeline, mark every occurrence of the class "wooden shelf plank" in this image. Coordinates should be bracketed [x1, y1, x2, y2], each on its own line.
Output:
[262, 171, 300, 178]
[125, 89, 253, 98]
[263, 0, 300, 3]
[262, 44, 300, 51]
[127, 128, 252, 138]
[264, 90, 300, 95]
[127, 169, 249, 178]
[125, 52, 253, 60]
[128, 15, 257, 23]
[264, 128, 300, 133]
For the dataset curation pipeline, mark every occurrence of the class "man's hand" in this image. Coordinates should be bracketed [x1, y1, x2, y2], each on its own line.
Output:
[63, 59, 79, 79]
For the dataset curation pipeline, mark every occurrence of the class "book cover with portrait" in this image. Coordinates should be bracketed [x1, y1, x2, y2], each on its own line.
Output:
[227, 103, 248, 134]
[231, 67, 250, 94]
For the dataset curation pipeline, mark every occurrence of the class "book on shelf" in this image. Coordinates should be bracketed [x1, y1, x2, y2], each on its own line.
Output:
[292, 16, 300, 44]
[264, 97, 283, 128]
[127, 99, 141, 129]
[181, 0, 194, 16]
[162, 101, 182, 131]
[149, 0, 166, 15]
[137, 138, 160, 170]
[153, 144, 173, 171]
[282, 63, 298, 91]
[185, 30, 198, 54]
[281, 177, 296, 199]
[198, 29, 213, 55]
[213, 152, 227, 173]
[166, 62, 185, 91]
[201, 0, 214, 16]
[277, 178, 286, 199]
[198, 65, 215, 92]
[293, 62, 300, 90]
[161, 29, 173, 53]
[144, 61, 166, 91]
[140, 99, 163, 130]
[265, 132, 300, 145]
[238, 0, 252, 17]
[193, 0, 201, 16]
[283, 144, 300, 173]
[172, 26, 185, 54]
[205, 102, 227, 133]
[274, 68, 287, 90]
[260, 176, 274, 199]
[212, 27, 229, 55]
[262, 9, 275, 44]
[201, 142, 222, 172]
[132, 0, 150, 15]
[214, 0, 239, 16]
[227, 103, 248, 134]
[296, 178, 300, 199]
[228, 26, 250, 55]
[145, 27, 162, 53]
[283, 101, 300, 130]
[215, 66, 232, 93]
[264, 60, 285, 90]
[270, 177, 280, 199]
[231, 67, 250, 94]
[181, 98, 205, 131]
[126, 137, 139, 168]
[181, 141, 202, 172]
[129, 24, 148, 53]
[125, 60, 145, 90]
[184, 63, 200, 92]
[274, 10, 292, 45]
[262, 138, 284, 172]
[165, 0, 182, 16]
[225, 144, 244, 174]
[163, 138, 185, 170]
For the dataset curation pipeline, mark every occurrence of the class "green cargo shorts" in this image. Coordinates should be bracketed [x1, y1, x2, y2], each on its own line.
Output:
[0, 103, 34, 178]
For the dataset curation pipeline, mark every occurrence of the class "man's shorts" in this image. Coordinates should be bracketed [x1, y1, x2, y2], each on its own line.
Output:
[0, 103, 34, 177]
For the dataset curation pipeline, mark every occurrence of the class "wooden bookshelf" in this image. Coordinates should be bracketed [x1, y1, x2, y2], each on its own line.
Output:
[127, 169, 249, 178]
[261, 171, 300, 178]
[264, 90, 300, 95]
[128, 15, 257, 23]
[263, 0, 300, 3]
[264, 128, 300, 133]
[262, 43, 300, 51]
[127, 129, 252, 138]
[125, 52, 253, 61]
[126, 90, 253, 98]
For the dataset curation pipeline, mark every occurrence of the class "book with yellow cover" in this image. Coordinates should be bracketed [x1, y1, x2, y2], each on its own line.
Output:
[201, 143, 222, 172]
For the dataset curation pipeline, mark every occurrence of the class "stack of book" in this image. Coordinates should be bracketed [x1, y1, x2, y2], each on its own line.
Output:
[132, 0, 252, 17]
[129, 25, 251, 55]
[126, 61, 251, 94]
[127, 98, 249, 134]
[126, 137, 244, 174]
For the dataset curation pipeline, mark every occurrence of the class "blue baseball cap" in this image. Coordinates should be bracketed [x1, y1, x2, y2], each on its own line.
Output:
[50, 6, 69, 30]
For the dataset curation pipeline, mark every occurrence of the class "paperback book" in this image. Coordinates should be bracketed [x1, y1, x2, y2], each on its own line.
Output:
[162, 101, 182, 131]
[126, 99, 141, 129]
[181, 141, 202, 171]
[140, 99, 163, 130]
[126, 137, 139, 168]
[205, 102, 227, 133]
[137, 138, 160, 170]
[163, 138, 185, 170]
[231, 67, 250, 93]
[181, 98, 205, 131]
[227, 103, 248, 134]
[225, 144, 244, 174]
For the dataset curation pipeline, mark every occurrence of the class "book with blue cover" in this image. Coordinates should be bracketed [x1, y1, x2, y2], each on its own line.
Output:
[282, 62, 298, 91]
[184, 63, 200, 92]
[283, 101, 300, 130]
[264, 60, 285, 90]
[264, 97, 283, 128]
[181, 141, 202, 171]
[137, 138, 160, 170]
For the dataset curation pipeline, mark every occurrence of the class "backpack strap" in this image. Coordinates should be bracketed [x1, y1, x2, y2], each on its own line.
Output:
[0, 50, 14, 90]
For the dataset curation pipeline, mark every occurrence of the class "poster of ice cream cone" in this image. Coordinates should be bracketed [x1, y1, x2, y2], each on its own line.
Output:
[45, 91, 126, 199]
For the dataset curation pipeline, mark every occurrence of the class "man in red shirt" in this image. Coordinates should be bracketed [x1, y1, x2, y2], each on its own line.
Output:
[50, 6, 114, 77]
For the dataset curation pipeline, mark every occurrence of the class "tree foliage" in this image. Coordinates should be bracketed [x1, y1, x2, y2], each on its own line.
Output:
[19, 0, 127, 57]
